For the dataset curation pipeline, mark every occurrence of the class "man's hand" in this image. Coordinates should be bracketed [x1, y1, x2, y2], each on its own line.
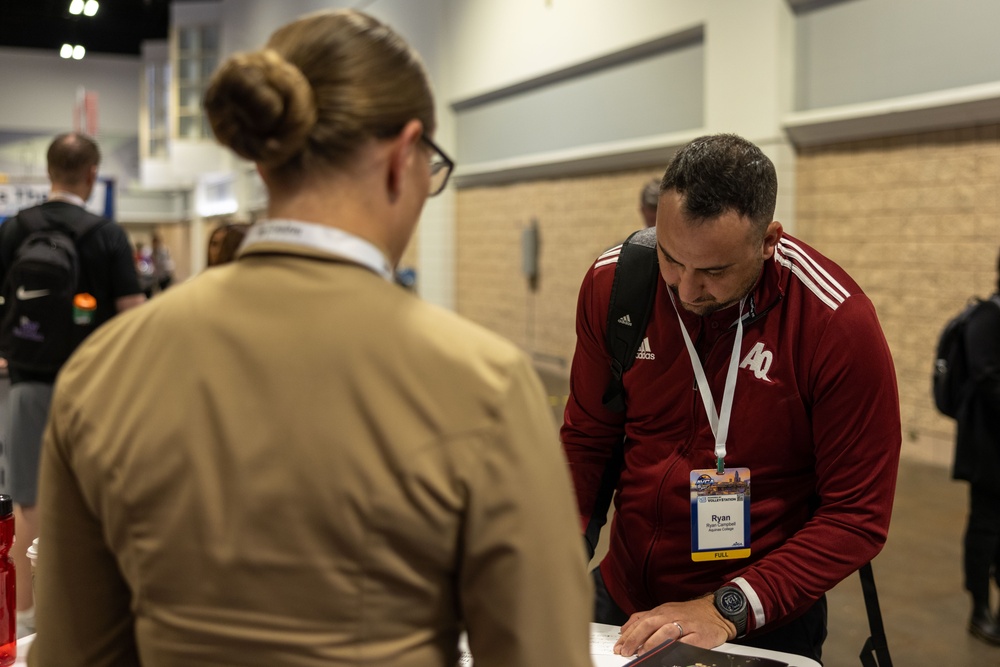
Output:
[613, 594, 736, 657]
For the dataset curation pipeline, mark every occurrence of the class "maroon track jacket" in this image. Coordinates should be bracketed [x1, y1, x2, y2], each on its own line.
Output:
[562, 232, 901, 634]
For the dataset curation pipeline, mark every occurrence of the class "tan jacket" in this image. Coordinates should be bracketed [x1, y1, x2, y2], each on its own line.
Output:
[30, 241, 592, 667]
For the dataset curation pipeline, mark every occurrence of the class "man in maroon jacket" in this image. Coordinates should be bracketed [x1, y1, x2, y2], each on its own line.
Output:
[562, 134, 901, 663]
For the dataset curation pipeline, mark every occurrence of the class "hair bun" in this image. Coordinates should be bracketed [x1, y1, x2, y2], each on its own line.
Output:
[204, 49, 317, 167]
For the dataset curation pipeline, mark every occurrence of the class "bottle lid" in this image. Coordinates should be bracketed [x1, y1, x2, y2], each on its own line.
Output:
[0, 495, 11, 517]
[74, 293, 97, 309]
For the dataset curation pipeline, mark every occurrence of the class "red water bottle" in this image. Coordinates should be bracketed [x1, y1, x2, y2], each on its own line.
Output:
[0, 495, 15, 666]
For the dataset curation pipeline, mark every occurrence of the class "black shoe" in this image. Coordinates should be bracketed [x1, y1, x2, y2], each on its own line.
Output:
[969, 606, 1000, 645]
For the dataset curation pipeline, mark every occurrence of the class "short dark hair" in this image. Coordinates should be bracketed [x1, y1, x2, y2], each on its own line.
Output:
[660, 133, 777, 236]
[47, 132, 100, 186]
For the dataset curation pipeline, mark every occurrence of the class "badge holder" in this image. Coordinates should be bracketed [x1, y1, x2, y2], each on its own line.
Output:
[690, 466, 751, 561]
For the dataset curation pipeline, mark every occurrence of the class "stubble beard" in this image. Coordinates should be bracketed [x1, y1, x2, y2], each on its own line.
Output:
[672, 258, 765, 317]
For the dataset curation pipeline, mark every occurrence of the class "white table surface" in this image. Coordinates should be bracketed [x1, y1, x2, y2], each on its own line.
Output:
[13, 633, 32, 666]
[589, 623, 821, 667]
[16, 625, 822, 667]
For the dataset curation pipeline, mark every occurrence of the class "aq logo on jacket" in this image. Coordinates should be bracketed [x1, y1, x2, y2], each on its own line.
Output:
[739, 341, 773, 382]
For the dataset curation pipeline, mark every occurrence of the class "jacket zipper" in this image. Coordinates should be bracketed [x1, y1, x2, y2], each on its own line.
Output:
[637, 294, 781, 602]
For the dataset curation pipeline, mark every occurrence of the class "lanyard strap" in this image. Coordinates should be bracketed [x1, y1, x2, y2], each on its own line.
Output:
[239, 219, 394, 281]
[668, 291, 746, 473]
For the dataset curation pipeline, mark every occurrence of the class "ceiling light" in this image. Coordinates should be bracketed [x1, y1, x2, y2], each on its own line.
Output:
[60, 44, 74, 58]
[72, 45, 86, 60]
[83, 0, 99, 17]
[68, 0, 84, 15]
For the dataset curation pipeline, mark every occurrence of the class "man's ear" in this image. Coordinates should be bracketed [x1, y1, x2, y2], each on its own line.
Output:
[386, 119, 423, 203]
[762, 220, 783, 259]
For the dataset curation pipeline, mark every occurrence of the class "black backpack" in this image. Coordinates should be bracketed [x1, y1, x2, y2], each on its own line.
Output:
[601, 227, 893, 667]
[932, 297, 1000, 419]
[0, 206, 107, 374]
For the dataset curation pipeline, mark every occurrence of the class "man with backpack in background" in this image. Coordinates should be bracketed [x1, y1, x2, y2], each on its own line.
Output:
[562, 134, 901, 663]
[946, 251, 1000, 646]
[0, 132, 145, 637]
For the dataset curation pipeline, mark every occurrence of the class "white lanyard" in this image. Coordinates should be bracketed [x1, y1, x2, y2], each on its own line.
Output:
[668, 291, 746, 473]
[239, 219, 394, 281]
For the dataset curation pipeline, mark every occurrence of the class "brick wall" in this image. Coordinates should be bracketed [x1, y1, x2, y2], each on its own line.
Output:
[454, 124, 1000, 467]
[456, 167, 661, 372]
[797, 124, 1000, 467]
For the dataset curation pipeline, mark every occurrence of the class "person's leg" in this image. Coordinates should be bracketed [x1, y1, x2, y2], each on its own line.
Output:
[12, 504, 36, 629]
[964, 485, 1000, 643]
[965, 487, 996, 608]
[732, 596, 827, 664]
[7, 382, 53, 628]
[591, 567, 630, 626]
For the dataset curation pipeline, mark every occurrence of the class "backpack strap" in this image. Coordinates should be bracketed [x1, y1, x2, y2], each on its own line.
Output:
[14, 205, 107, 243]
[858, 561, 893, 667]
[583, 228, 659, 556]
[13, 206, 50, 237]
[602, 227, 659, 412]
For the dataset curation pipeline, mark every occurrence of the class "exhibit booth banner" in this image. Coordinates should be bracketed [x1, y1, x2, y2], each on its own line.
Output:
[0, 178, 115, 221]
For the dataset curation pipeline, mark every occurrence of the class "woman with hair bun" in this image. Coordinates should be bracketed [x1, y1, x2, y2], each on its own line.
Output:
[29, 10, 591, 667]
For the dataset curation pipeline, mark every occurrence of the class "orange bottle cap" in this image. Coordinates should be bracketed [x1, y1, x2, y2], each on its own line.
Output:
[73, 293, 97, 309]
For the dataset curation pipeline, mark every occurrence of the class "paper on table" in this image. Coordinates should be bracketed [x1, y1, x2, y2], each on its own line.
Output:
[589, 622, 622, 655]
[589, 623, 631, 667]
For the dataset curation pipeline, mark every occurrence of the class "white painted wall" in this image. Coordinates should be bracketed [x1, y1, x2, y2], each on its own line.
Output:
[447, 0, 705, 102]
[0, 48, 140, 135]
[0, 47, 142, 192]
[217, 0, 353, 56]
[444, 0, 797, 228]
[3, 0, 996, 308]
[365, 0, 454, 308]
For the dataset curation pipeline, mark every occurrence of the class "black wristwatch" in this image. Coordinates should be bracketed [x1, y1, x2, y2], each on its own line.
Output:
[713, 586, 749, 638]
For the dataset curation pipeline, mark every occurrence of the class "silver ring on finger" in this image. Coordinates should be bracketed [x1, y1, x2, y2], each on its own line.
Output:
[673, 621, 684, 637]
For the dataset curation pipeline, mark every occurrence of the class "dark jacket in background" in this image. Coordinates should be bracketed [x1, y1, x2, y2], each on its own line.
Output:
[953, 295, 1000, 487]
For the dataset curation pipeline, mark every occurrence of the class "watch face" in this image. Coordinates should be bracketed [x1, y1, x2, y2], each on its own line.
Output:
[718, 588, 746, 615]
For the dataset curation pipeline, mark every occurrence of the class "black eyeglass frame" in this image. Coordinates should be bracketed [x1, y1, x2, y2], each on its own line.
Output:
[421, 134, 455, 196]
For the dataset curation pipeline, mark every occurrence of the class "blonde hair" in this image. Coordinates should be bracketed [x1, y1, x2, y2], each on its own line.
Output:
[204, 9, 434, 182]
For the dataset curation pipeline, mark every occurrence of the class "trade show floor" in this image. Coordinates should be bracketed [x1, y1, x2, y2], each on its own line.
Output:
[537, 365, 999, 667]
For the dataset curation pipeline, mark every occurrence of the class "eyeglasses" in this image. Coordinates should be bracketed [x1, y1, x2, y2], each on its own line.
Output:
[421, 134, 454, 197]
